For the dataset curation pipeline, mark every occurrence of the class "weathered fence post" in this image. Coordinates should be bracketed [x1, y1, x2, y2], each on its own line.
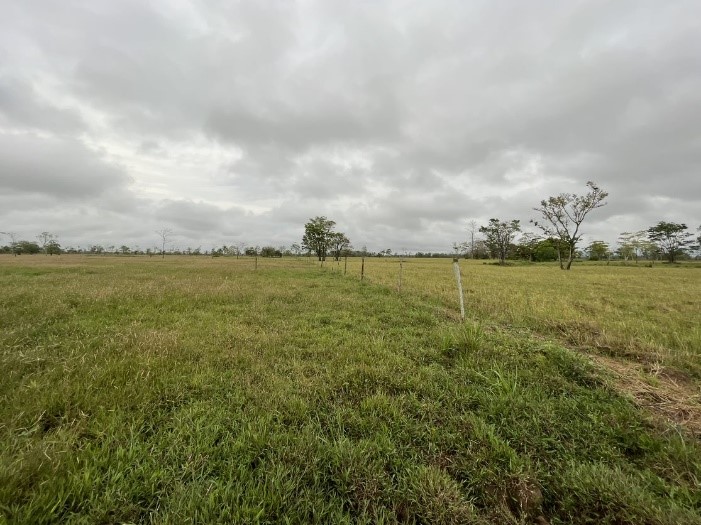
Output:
[361, 257, 365, 281]
[452, 258, 465, 320]
[344, 255, 348, 275]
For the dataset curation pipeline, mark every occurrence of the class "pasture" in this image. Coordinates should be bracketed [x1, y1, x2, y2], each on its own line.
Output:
[1, 255, 700, 524]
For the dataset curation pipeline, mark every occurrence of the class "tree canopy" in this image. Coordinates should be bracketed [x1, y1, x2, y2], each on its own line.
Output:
[479, 218, 521, 264]
[647, 222, 694, 263]
[532, 181, 608, 270]
[302, 217, 337, 261]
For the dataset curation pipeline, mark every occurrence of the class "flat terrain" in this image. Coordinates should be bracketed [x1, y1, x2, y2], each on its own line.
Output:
[1, 255, 700, 524]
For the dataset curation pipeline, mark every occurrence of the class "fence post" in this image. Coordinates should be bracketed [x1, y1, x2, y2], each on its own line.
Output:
[344, 256, 348, 275]
[452, 258, 465, 320]
[361, 257, 365, 281]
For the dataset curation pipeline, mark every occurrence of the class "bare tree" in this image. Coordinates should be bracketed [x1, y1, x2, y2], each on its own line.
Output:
[37, 232, 56, 255]
[155, 228, 173, 259]
[467, 220, 479, 259]
[1, 231, 19, 256]
[532, 181, 608, 270]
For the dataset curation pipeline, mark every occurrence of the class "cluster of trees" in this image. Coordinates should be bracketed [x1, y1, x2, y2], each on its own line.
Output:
[462, 182, 699, 267]
[302, 217, 352, 261]
[585, 223, 700, 264]
[3, 184, 698, 266]
[0, 231, 62, 256]
[457, 182, 608, 268]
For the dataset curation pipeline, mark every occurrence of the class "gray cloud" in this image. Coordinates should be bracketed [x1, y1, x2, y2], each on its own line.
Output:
[0, 0, 699, 252]
[0, 133, 131, 198]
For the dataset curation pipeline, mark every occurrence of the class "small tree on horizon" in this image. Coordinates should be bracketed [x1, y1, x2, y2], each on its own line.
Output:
[155, 228, 173, 259]
[302, 216, 336, 261]
[479, 219, 521, 264]
[329, 232, 351, 261]
[532, 181, 608, 270]
[647, 222, 694, 263]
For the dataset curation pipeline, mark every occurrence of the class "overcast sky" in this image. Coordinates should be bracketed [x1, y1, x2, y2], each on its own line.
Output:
[1, 0, 699, 252]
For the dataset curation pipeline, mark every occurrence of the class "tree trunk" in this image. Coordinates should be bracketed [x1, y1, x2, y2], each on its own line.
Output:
[565, 246, 574, 270]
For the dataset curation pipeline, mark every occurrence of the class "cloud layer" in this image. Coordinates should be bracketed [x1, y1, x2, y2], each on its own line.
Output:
[1, 0, 699, 252]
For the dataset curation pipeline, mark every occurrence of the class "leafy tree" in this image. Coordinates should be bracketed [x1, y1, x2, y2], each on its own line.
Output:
[119, 245, 131, 254]
[515, 233, 542, 262]
[533, 238, 559, 262]
[17, 240, 41, 254]
[45, 240, 61, 255]
[302, 216, 336, 261]
[618, 231, 650, 263]
[532, 181, 608, 270]
[260, 246, 282, 257]
[330, 232, 351, 261]
[647, 222, 694, 263]
[479, 219, 521, 264]
[587, 241, 610, 261]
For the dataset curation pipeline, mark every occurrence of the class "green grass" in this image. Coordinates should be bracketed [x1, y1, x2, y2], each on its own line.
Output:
[343, 257, 701, 378]
[1, 255, 700, 524]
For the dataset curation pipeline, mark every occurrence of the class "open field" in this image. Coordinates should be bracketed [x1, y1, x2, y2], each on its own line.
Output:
[1, 255, 700, 524]
[341, 257, 701, 378]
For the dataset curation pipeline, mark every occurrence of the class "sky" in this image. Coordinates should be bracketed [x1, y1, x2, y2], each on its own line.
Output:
[1, 0, 699, 253]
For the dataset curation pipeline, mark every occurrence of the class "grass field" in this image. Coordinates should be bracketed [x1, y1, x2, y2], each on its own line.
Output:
[1, 255, 700, 524]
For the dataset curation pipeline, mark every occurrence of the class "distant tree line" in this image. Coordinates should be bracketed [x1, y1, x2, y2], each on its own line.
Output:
[458, 183, 699, 267]
[2, 184, 699, 265]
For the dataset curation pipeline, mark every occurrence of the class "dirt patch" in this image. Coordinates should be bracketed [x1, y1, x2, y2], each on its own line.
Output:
[586, 353, 701, 437]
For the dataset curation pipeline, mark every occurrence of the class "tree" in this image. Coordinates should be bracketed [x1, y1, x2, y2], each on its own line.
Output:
[647, 222, 694, 263]
[515, 233, 542, 262]
[617, 231, 650, 263]
[155, 228, 173, 259]
[532, 181, 608, 270]
[1, 232, 19, 256]
[467, 220, 479, 259]
[260, 246, 282, 257]
[533, 238, 559, 262]
[479, 219, 521, 264]
[587, 241, 610, 261]
[45, 240, 62, 255]
[329, 232, 351, 261]
[16, 240, 41, 254]
[119, 245, 131, 255]
[37, 232, 56, 254]
[302, 216, 336, 261]
[452, 241, 469, 258]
